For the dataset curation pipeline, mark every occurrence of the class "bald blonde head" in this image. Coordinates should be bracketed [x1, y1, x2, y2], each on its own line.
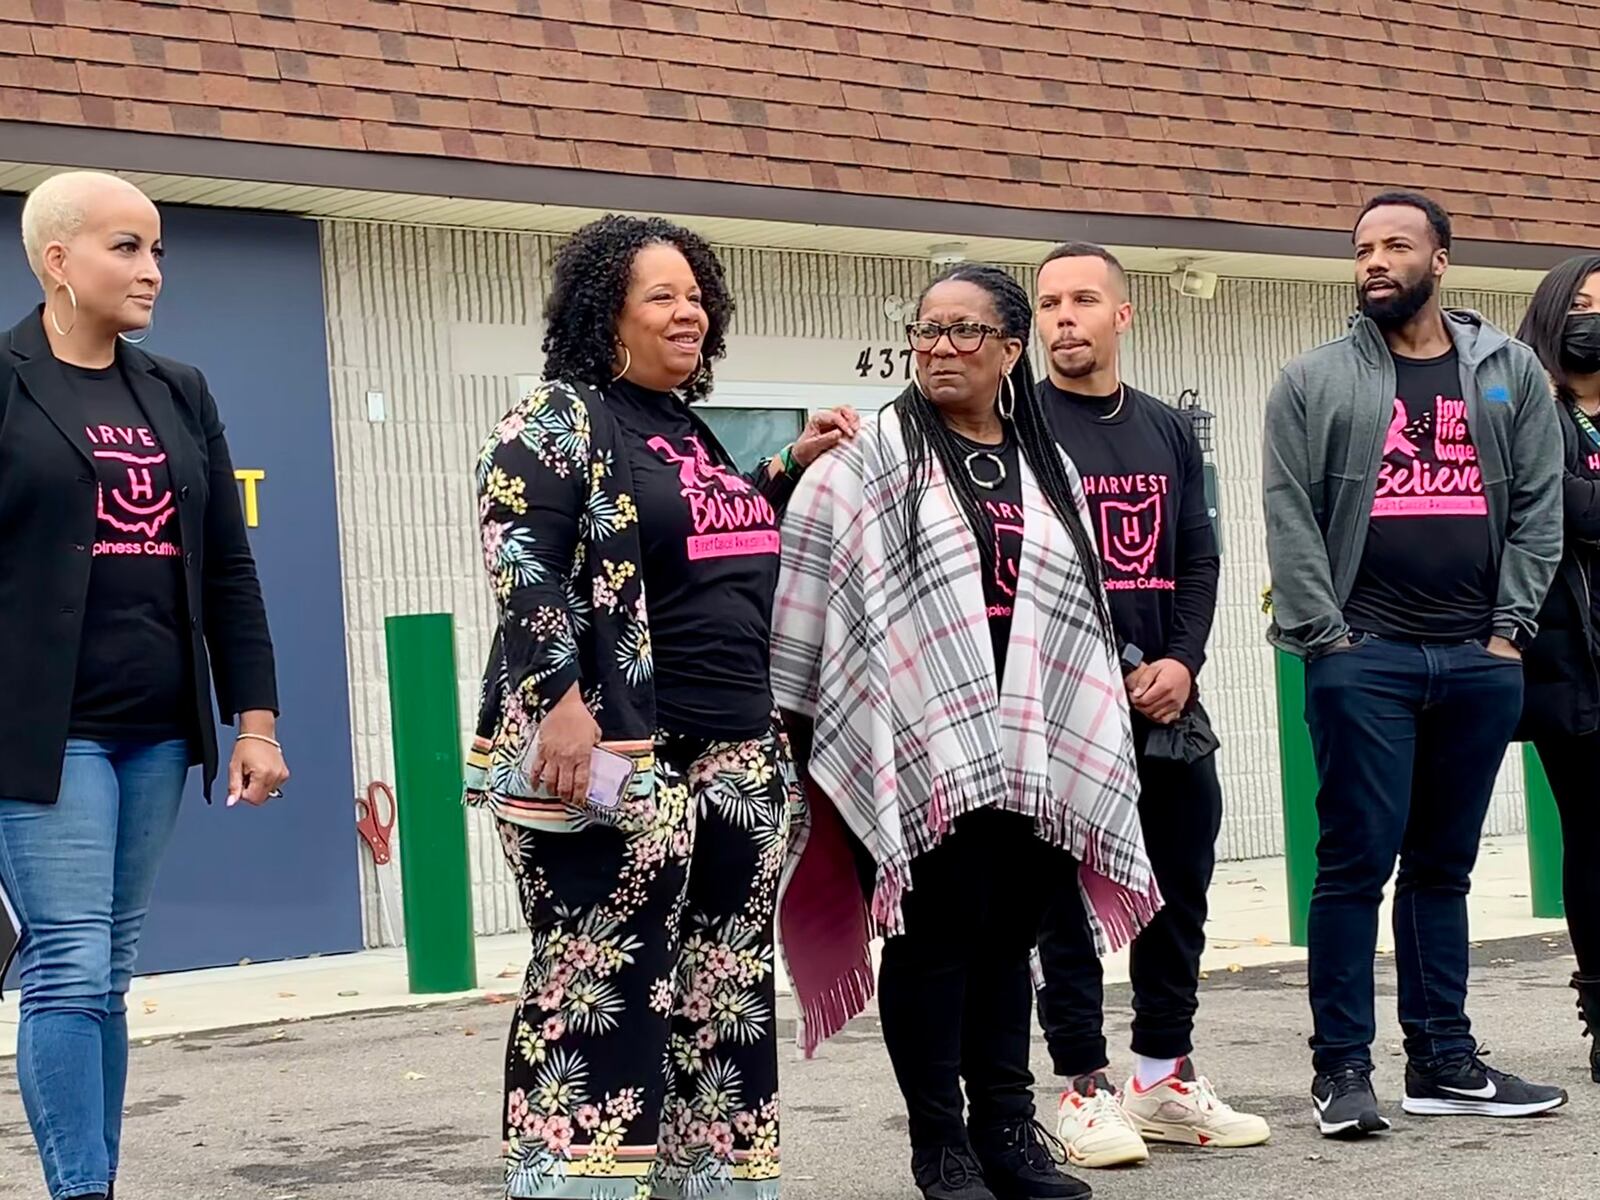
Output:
[21, 171, 152, 284]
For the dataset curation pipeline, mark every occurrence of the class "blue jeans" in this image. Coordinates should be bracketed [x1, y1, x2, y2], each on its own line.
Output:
[0, 739, 189, 1200]
[1303, 635, 1522, 1074]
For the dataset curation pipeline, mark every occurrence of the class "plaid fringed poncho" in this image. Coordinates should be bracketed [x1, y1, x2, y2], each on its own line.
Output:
[772, 406, 1159, 958]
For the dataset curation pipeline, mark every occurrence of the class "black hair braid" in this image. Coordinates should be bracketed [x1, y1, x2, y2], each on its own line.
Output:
[541, 214, 734, 403]
[893, 263, 1114, 646]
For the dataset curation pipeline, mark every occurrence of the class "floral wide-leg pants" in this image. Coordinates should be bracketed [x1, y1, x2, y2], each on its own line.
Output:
[497, 722, 797, 1200]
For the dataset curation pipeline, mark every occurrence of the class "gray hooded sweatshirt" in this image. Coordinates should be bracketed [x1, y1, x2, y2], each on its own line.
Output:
[1263, 309, 1561, 658]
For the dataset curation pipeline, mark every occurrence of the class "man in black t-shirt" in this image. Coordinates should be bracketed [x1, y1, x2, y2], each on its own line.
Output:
[1031, 244, 1270, 1165]
[1265, 193, 1566, 1140]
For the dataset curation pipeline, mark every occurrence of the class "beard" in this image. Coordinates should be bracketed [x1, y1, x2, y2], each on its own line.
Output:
[1359, 271, 1436, 329]
[1050, 344, 1102, 379]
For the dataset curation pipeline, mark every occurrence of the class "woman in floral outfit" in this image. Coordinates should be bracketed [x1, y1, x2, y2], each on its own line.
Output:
[466, 215, 857, 1200]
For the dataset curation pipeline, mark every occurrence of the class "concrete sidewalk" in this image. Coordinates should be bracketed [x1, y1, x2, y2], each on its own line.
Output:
[0, 834, 1565, 1058]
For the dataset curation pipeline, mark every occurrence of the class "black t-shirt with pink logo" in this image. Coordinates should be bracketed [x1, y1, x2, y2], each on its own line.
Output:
[1343, 350, 1496, 641]
[1042, 381, 1220, 679]
[607, 380, 782, 739]
[951, 432, 1024, 682]
[64, 362, 191, 741]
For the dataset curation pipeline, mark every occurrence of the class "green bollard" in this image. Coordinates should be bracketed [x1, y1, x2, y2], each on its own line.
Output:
[1521, 743, 1566, 919]
[1274, 649, 1320, 947]
[385, 613, 478, 993]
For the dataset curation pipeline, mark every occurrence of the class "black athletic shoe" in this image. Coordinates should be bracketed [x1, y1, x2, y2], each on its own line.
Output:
[911, 1143, 999, 1200]
[1311, 1065, 1391, 1138]
[1402, 1049, 1568, 1118]
[973, 1118, 1092, 1200]
[1573, 974, 1600, 1084]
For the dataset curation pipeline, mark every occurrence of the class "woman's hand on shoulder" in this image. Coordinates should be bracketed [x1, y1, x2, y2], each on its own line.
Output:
[792, 406, 861, 469]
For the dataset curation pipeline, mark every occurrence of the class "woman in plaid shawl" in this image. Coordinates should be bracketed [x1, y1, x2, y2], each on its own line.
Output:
[772, 266, 1157, 1200]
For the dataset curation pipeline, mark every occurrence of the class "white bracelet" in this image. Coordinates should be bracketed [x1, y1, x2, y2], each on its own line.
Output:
[236, 732, 281, 750]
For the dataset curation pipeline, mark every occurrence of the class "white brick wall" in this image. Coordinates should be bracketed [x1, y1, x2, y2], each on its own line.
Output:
[320, 221, 1537, 943]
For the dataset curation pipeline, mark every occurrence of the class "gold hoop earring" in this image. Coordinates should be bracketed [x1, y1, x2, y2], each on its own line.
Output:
[996, 374, 1016, 420]
[119, 316, 152, 346]
[611, 345, 632, 383]
[49, 282, 78, 338]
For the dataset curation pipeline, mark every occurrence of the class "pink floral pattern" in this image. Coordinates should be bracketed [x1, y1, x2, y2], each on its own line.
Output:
[496, 723, 797, 1200]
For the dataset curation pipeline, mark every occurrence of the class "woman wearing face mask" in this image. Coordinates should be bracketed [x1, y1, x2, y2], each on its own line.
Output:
[466, 214, 857, 1200]
[1516, 255, 1600, 1084]
[772, 265, 1155, 1200]
[0, 172, 287, 1200]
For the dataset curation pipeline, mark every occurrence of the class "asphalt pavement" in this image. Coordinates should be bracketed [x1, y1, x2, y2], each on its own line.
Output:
[2, 931, 1595, 1199]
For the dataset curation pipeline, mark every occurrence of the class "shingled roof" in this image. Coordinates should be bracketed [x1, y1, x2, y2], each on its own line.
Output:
[3, 0, 1599, 250]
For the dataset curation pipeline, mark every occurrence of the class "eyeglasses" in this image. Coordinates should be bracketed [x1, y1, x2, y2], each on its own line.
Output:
[905, 320, 1002, 354]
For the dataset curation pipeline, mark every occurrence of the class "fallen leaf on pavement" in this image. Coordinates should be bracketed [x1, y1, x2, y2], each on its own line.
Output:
[1226, 963, 1242, 973]
[403, 1071, 427, 1081]
[1254, 935, 1273, 946]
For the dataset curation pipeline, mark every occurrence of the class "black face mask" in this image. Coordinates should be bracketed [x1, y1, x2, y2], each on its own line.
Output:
[1561, 312, 1600, 376]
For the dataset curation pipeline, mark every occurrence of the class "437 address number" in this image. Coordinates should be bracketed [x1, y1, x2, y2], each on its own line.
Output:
[855, 347, 914, 381]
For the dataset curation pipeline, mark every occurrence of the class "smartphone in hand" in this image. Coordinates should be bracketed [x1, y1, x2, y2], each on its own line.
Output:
[523, 729, 636, 812]
[583, 745, 636, 812]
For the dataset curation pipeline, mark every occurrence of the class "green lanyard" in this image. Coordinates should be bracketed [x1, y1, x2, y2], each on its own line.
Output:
[1574, 403, 1600, 453]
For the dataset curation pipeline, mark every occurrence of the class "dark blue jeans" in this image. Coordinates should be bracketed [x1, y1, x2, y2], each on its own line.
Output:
[0, 739, 189, 1200]
[1303, 634, 1522, 1074]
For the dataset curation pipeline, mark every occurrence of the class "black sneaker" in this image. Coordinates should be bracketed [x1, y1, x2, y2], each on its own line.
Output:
[1402, 1049, 1568, 1117]
[1311, 1065, 1391, 1138]
[973, 1119, 1092, 1200]
[1573, 974, 1600, 1084]
[911, 1143, 999, 1200]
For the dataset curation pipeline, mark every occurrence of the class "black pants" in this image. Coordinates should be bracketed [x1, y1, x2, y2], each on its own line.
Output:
[1036, 747, 1223, 1076]
[1532, 731, 1600, 976]
[877, 808, 1063, 1149]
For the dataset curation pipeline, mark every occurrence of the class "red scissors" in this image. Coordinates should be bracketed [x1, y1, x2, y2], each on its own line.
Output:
[357, 780, 396, 865]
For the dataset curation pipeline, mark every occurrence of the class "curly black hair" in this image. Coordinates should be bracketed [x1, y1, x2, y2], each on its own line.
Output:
[541, 214, 734, 403]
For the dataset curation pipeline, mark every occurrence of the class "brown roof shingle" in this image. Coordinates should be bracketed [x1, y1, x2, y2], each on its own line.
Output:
[4, 0, 1600, 246]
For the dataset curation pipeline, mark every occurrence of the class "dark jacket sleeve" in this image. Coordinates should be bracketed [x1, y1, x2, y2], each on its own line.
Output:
[1263, 366, 1348, 655]
[1167, 417, 1220, 677]
[478, 389, 588, 718]
[1559, 410, 1600, 543]
[1495, 353, 1564, 644]
[197, 371, 279, 720]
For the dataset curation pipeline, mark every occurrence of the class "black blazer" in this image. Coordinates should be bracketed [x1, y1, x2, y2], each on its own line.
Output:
[0, 310, 278, 803]
[1520, 404, 1600, 742]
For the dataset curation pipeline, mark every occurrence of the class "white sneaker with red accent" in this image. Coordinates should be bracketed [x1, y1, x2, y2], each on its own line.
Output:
[1121, 1058, 1272, 1149]
[1055, 1072, 1149, 1169]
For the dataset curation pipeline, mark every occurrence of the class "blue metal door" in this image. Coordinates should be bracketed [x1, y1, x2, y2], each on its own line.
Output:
[0, 195, 364, 973]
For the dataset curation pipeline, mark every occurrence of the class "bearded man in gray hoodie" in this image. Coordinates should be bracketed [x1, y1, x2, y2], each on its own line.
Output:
[1264, 191, 1567, 1140]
